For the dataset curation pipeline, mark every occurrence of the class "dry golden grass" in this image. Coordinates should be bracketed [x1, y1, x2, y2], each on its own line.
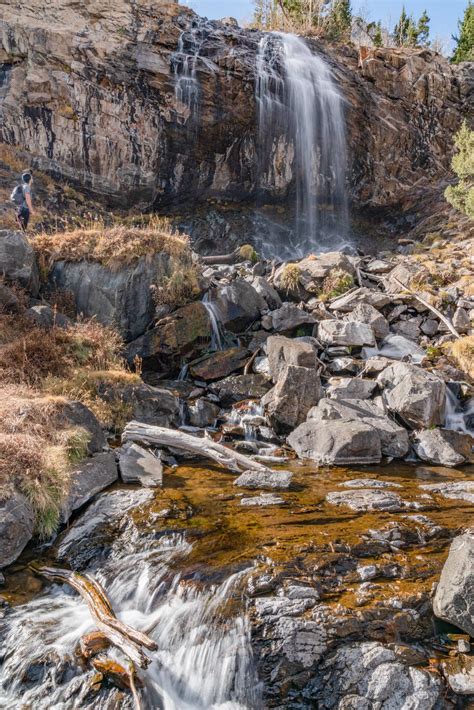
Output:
[449, 336, 474, 379]
[280, 263, 301, 292]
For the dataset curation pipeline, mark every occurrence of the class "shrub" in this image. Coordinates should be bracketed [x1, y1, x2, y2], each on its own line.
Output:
[445, 121, 474, 218]
[320, 269, 354, 300]
[239, 244, 259, 263]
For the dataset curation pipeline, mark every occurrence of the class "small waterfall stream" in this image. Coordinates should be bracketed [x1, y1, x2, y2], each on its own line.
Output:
[202, 292, 225, 351]
[256, 32, 349, 257]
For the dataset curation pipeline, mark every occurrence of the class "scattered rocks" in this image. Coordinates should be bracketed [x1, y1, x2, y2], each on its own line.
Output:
[433, 530, 474, 636]
[118, 442, 163, 487]
[413, 428, 473, 467]
[318, 320, 376, 347]
[234, 469, 293, 490]
[0, 493, 35, 568]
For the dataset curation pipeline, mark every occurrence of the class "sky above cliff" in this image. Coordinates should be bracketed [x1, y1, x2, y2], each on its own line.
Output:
[185, 1, 465, 52]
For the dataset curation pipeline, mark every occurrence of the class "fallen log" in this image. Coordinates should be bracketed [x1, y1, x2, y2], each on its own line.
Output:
[122, 421, 275, 475]
[80, 630, 111, 659]
[34, 566, 157, 669]
[200, 247, 242, 265]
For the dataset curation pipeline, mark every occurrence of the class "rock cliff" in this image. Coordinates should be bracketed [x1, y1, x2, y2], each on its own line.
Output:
[0, 0, 471, 220]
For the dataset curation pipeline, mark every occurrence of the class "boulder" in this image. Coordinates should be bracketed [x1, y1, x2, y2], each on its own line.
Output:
[385, 261, 429, 293]
[326, 488, 405, 511]
[433, 531, 474, 637]
[26, 304, 70, 329]
[288, 419, 382, 465]
[377, 362, 446, 429]
[0, 282, 20, 312]
[49, 253, 170, 341]
[61, 452, 118, 522]
[126, 302, 212, 371]
[391, 317, 422, 341]
[453, 307, 471, 334]
[420, 481, 474, 504]
[318, 320, 376, 347]
[188, 398, 221, 428]
[413, 429, 473, 467]
[61, 401, 106, 454]
[263, 303, 316, 333]
[364, 333, 426, 364]
[124, 384, 180, 426]
[266, 335, 319, 383]
[0, 493, 35, 568]
[209, 280, 266, 332]
[0, 230, 39, 296]
[189, 347, 249, 381]
[274, 253, 356, 297]
[118, 442, 163, 487]
[252, 276, 282, 310]
[441, 654, 474, 695]
[345, 303, 389, 340]
[208, 374, 271, 406]
[326, 377, 377, 400]
[329, 287, 391, 313]
[262, 365, 322, 434]
[234, 469, 293, 490]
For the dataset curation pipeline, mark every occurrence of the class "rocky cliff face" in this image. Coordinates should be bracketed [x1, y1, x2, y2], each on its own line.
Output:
[0, 0, 471, 216]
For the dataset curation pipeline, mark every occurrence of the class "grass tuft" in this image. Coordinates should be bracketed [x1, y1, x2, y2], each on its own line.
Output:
[449, 336, 474, 379]
[280, 263, 301, 292]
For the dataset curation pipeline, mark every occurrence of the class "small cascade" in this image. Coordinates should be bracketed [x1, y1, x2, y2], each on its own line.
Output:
[229, 402, 266, 441]
[177, 363, 189, 381]
[0, 523, 261, 709]
[255, 32, 349, 257]
[444, 387, 474, 434]
[202, 292, 225, 351]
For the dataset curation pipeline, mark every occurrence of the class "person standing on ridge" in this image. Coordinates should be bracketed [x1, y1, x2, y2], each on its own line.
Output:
[11, 171, 34, 231]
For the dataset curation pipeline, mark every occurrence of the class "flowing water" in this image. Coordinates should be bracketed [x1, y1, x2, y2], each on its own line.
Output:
[202, 292, 225, 351]
[444, 387, 474, 433]
[255, 33, 349, 258]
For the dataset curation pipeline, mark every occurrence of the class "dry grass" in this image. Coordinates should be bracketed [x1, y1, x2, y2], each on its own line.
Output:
[280, 263, 301, 292]
[449, 336, 474, 379]
[320, 269, 354, 301]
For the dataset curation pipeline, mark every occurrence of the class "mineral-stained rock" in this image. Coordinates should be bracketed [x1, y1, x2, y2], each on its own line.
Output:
[326, 488, 406, 511]
[413, 429, 473, 467]
[209, 280, 266, 332]
[189, 347, 249, 381]
[288, 419, 382, 465]
[345, 302, 389, 340]
[118, 442, 163, 487]
[377, 362, 446, 428]
[318, 320, 376, 347]
[49, 253, 170, 341]
[329, 287, 391, 313]
[0, 493, 35, 568]
[61, 452, 118, 522]
[264, 303, 316, 333]
[266, 334, 318, 383]
[126, 302, 212, 371]
[234, 469, 293, 490]
[262, 365, 322, 435]
[326, 377, 377, 400]
[188, 398, 220, 428]
[0, 230, 39, 296]
[433, 530, 474, 637]
[209, 374, 271, 406]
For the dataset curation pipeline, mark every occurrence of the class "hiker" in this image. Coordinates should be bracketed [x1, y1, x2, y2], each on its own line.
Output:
[11, 171, 34, 231]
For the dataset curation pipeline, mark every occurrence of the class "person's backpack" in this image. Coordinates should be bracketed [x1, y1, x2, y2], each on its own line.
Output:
[10, 184, 25, 206]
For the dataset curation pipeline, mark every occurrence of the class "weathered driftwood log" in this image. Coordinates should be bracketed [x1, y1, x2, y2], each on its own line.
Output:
[35, 566, 157, 668]
[122, 421, 274, 475]
[80, 630, 111, 658]
[200, 248, 242, 265]
[92, 656, 143, 692]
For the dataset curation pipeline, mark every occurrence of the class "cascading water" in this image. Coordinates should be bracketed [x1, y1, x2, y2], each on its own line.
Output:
[0, 496, 261, 710]
[444, 387, 474, 434]
[255, 32, 349, 257]
[202, 292, 225, 351]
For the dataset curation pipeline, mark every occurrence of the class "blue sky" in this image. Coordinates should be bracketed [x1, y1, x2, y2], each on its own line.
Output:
[184, 1, 467, 50]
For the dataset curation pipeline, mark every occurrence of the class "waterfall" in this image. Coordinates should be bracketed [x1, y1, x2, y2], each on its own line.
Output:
[444, 387, 474, 434]
[202, 292, 225, 351]
[256, 32, 349, 257]
[0, 519, 261, 709]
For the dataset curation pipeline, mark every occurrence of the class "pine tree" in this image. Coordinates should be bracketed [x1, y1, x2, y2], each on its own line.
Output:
[373, 21, 383, 47]
[445, 121, 474, 218]
[327, 0, 352, 41]
[394, 6, 409, 46]
[451, 1, 474, 63]
[417, 10, 430, 46]
[406, 17, 419, 47]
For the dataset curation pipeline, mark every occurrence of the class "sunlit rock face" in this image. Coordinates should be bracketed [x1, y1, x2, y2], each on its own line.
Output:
[0, 0, 470, 215]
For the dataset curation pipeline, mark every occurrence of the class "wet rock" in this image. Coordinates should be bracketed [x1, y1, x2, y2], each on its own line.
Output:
[326, 377, 377, 400]
[189, 347, 249, 381]
[266, 334, 318, 382]
[263, 302, 316, 334]
[234, 469, 293, 490]
[188, 398, 220, 428]
[240, 493, 285, 507]
[345, 303, 389, 340]
[118, 442, 163, 488]
[365, 333, 426, 364]
[126, 302, 212, 370]
[305, 642, 443, 708]
[420, 481, 474, 504]
[289, 419, 381, 465]
[341, 478, 401, 489]
[208, 374, 271, 406]
[61, 401, 106, 454]
[433, 530, 474, 637]
[50, 253, 170, 341]
[61, 452, 118, 522]
[318, 320, 376, 347]
[209, 280, 266, 332]
[252, 276, 282, 310]
[441, 654, 474, 695]
[0, 230, 39, 296]
[329, 287, 391, 313]
[377, 362, 446, 429]
[413, 429, 473, 467]
[326, 488, 406, 511]
[262, 365, 322, 435]
[0, 493, 34, 568]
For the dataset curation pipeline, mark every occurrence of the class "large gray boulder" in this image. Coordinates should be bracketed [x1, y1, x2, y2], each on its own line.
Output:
[209, 280, 266, 332]
[61, 401, 106, 454]
[188, 398, 221, 428]
[118, 442, 163, 487]
[318, 320, 376, 347]
[377, 362, 446, 429]
[413, 429, 473, 467]
[345, 302, 389, 339]
[61, 451, 118, 522]
[264, 303, 316, 333]
[252, 276, 282, 310]
[0, 229, 39, 296]
[234, 469, 293, 490]
[326, 377, 377, 400]
[307, 398, 409, 459]
[266, 335, 318, 383]
[0, 493, 35, 568]
[433, 531, 474, 636]
[209, 374, 271, 406]
[288, 419, 382, 465]
[262, 365, 322, 434]
[49, 252, 170, 341]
